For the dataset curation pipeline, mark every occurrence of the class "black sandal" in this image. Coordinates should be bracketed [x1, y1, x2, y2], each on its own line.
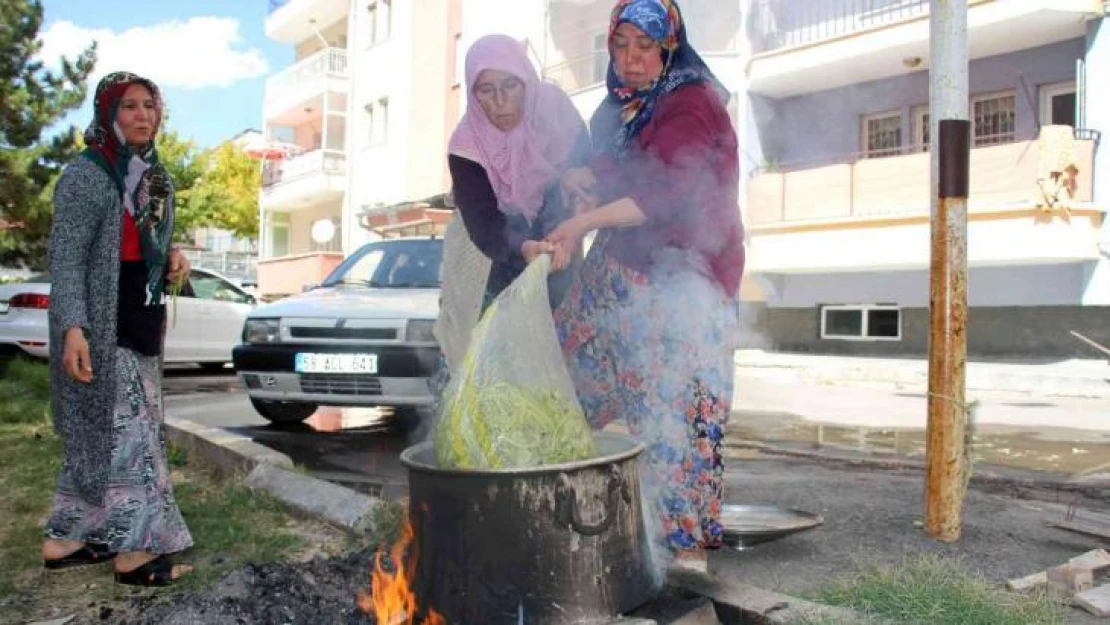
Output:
[114, 554, 184, 587]
[43, 543, 116, 571]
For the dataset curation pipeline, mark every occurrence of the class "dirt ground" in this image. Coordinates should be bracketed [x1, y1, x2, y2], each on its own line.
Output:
[64, 451, 1110, 625]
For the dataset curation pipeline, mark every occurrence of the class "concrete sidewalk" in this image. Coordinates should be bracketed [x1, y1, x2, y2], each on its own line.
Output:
[732, 378, 1110, 433]
[735, 349, 1110, 398]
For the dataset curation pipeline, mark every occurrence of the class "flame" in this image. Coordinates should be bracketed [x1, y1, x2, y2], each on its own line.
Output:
[358, 517, 445, 625]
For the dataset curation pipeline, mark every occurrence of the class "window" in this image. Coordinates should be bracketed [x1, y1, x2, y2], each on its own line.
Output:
[270, 213, 290, 258]
[861, 111, 902, 158]
[912, 105, 929, 152]
[592, 33, 609, 84]
[972, 91, 1016, 146]
[366, 0, 391, 47]
[453, 33, 464, 87]
[1040, 81, 1076, 128]
[820, 305, 901, 341]
[187, 272, 252, 305]
[364, 98, 389, 147]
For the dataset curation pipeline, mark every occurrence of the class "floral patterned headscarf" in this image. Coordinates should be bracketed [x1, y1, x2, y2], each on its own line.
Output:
[83, 71, 175, 305]
[603, 0, 725, 157]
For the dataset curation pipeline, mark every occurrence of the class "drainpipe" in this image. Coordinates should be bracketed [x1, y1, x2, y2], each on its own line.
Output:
[924, 0, 971, 544]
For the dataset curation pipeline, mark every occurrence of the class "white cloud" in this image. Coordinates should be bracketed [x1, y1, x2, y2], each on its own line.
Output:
[38, 17, 269, 91]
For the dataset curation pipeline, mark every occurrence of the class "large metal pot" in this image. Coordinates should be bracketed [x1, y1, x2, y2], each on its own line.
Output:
[400, 432, 658, 625]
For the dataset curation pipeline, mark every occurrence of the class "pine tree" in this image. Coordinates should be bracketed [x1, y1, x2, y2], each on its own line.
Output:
[0, 0, 96, 269]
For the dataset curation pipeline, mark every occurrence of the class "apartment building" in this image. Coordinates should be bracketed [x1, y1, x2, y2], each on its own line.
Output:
[740, 0, 1109, 358]
[258, 0, 463, 298]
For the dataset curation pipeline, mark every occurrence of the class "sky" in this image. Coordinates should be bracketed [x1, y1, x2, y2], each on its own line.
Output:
[40, 0, 293, 148]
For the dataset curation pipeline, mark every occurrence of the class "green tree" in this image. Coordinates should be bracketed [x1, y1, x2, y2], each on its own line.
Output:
[0, 0, 96, 269]
[182, 141, 260, 241]
[156, 129, 205, 239]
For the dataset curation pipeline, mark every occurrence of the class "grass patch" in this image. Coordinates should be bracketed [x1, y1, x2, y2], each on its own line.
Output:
[0, 357, 52, 426]
[807, 555, 1067, 625]
[0, 360, 328, 622]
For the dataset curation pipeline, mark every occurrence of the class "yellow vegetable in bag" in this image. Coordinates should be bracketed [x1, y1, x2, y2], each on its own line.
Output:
[434, 255, 596, 469]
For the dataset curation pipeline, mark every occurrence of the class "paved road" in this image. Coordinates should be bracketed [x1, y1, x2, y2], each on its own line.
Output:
[164, 366, 1110, 500]
[164, 366, 416, 497]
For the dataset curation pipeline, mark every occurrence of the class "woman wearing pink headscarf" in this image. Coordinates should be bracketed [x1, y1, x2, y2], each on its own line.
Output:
[447, 34, 590, 311]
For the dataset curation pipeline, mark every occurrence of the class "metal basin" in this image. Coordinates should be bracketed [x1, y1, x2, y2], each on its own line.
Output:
[401, 432, 659, 624]
[721, 504, 824, 549]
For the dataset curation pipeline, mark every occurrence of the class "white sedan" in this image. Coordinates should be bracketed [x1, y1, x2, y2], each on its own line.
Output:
[0, 268, 256, 369]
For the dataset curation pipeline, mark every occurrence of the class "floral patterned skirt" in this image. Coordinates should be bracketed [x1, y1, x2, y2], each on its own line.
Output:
[555, 243, 738, 551]
[45, 347, 193, 555]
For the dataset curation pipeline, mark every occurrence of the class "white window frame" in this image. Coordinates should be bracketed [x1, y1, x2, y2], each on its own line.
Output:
[366, 0, 391, 48]
[820, 305, 902, 342]
[971, 89, 1017, 147]
[911, 104, 929, 152]
[592, 32, 609, 84]
[1039, 81, 1077, 127]
[453, 33, 464, 88]
[860, 111, 903, 158]
[364, 97, 389, 147]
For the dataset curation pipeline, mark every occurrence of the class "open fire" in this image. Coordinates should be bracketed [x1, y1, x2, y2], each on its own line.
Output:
[357, 516, 445, 625]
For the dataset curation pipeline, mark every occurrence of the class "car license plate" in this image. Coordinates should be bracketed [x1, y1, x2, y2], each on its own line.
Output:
[295, 353, 378, 374]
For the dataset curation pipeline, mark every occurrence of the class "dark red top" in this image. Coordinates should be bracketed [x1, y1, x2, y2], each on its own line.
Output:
[121, 210, 142, 261]
[590, 82, 745, 296]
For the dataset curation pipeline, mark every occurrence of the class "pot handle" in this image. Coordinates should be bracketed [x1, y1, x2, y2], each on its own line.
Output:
[555, 465, 631, 537]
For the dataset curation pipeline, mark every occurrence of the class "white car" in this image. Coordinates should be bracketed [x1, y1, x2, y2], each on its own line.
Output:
[0, 268, 256, 368]
[233, 236, 442, 424]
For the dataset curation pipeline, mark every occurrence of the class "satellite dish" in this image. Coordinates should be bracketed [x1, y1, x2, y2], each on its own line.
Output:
[311, 219, 336, 244]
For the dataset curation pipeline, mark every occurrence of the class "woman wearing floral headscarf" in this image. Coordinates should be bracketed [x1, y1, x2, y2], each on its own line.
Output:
[40, 72, 194, 586]
[548, 0, 745, 571]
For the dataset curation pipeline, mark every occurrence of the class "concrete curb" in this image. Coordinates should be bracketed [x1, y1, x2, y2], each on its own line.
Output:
[726, 439, 1110, 499]
[670, 568, 887, 625]
[164, 414, 382, 534]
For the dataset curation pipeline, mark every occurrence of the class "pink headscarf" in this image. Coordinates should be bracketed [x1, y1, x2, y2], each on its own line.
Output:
[448, 34, 584, 222]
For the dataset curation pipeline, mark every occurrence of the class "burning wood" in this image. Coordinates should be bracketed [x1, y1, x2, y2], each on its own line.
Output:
[357, 518, 444, 625]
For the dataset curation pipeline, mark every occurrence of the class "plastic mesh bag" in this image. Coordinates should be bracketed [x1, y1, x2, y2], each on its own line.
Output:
[434, 255, 597, 469]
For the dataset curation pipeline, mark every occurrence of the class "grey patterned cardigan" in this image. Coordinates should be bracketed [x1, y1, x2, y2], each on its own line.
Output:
[48, 154, 156, 503]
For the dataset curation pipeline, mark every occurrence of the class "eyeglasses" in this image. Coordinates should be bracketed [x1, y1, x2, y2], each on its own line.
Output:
[473, 78, 524, 102]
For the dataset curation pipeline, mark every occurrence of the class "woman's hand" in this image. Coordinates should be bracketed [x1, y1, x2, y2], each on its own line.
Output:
[521, 240, 555, 265]
[561, 167, 598, 212]
[166, 248, 191, 285]
[546, 215, 590, 272]
[62, 327, 93, 384]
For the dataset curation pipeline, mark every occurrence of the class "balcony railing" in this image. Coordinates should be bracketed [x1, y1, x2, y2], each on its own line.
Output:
[746, 136, 1097, 226]
[749, 0, 929, 55]
[262, 149, 347, 188]
[265, 47, 348, 102]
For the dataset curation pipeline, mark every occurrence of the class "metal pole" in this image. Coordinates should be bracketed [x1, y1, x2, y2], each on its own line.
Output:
[925, 0, 970, 543]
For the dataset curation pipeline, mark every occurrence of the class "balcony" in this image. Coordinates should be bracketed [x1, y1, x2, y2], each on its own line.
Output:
[747, 0, 1099, 98]
[266, 0, 349, 43]
[257, 252, 345, 300]
[261, 149, 347, 211]
[264, 47, 348, 123]
[745, 136, 1103, 274]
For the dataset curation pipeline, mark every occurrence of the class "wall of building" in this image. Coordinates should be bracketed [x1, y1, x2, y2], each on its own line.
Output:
[763, 264, 1090, 309]
[289, 203, 343, 255]
[749, 303, 1110, 359]
[405, 0, 452, 201]
[1083, 17, 1109, 305]
[755, 38, 1085, 167]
